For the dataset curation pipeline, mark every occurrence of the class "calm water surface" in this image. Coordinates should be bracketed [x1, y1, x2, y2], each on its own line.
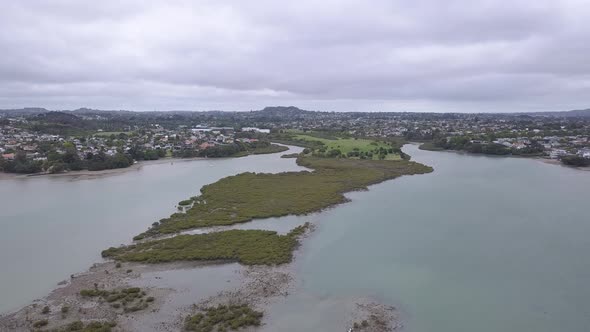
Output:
[0, 146, 304, 314]
[2, 144, 590, 332]
[263, 144, 590, 332]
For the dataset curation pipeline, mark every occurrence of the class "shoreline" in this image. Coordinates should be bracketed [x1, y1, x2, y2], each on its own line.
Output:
[415, 142, 590, 171]
[0, 157, 207, 181]
[0, 144, 293, 181]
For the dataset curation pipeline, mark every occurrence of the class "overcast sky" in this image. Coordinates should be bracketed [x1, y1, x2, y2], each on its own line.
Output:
[1, 0, 589, 112]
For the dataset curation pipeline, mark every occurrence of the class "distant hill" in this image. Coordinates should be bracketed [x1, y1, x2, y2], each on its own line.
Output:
[35, 111, 84, 125]
[1, 105, 590, 118]
[517, 108, 590, 118]
[0, 108, 50, 116]
[556, 108, 590, 117]
[256, 106, 313, 116]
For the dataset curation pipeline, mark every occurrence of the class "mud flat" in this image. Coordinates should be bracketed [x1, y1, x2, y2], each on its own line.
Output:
[0, 225, 399, 332]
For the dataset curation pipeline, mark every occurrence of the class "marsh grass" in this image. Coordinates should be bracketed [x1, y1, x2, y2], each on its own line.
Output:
[103, 223, 310, 265]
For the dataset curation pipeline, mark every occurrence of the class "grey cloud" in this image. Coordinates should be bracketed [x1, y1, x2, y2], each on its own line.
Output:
[0, 0, 589, 112]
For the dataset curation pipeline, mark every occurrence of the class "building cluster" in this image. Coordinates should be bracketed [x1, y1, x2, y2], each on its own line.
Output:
[266, 111, 590, 159]
[0, 122, 268, 162]
[1, 106, 589, 163]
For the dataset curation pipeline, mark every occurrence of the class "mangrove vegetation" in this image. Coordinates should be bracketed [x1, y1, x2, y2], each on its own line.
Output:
[103, 224, 310, 265]
[79, 287, 153, 313]
[184, 304, 263, 332]
[134, 156, 432, 239]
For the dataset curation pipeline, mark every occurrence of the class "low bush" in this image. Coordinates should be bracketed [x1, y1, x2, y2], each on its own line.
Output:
[185, 304, 263, 332]
[78, 288, 152, 313]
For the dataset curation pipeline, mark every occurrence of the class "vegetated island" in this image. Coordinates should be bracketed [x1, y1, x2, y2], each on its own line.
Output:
[130, 153, 431, 241]
[103, 224, 310, 265]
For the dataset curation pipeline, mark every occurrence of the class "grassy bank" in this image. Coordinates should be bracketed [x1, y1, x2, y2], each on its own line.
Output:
[134, 156, 432, 239]
[103, 224, 310, 265]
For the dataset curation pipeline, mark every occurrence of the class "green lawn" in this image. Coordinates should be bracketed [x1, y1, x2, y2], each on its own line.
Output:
[292, 134, 400, 160]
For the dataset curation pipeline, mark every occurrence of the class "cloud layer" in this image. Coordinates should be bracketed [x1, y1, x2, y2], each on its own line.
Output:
[1, 0, 589, 112]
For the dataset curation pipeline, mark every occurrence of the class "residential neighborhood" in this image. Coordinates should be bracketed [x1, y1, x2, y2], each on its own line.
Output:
[1, 106, 590, 174]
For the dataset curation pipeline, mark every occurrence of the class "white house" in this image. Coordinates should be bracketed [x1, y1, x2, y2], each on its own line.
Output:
[242, 127, 270, 134]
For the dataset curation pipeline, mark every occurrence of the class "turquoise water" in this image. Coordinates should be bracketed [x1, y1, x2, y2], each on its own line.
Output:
[264, 145, 590, 331]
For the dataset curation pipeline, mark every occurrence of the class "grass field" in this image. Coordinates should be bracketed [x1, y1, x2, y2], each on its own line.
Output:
[276, 132, 401, 160]
[294, 135, 386, 152]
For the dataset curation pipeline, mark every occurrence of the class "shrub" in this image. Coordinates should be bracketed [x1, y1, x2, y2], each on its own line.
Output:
[79, 287, 152, 313]
[33, 319, 48, 328]
[185, 304, 263, 331]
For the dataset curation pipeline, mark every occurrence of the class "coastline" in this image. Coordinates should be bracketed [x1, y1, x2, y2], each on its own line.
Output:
[0, 157, 207, 181]
[0, 144, 292, 181]
[416, 142, 590, 171]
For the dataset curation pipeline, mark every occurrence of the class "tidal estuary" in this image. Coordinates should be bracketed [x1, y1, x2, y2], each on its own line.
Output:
[2, 144, 590, 331]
